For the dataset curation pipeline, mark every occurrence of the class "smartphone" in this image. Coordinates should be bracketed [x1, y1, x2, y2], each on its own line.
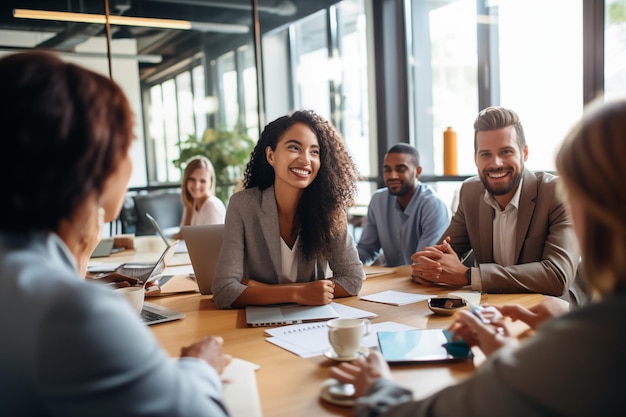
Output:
[428, 297, 467, 315]
[429, 297, 467, 309]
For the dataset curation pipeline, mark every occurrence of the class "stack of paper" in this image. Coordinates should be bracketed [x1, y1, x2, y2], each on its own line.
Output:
[265, 321, 416, 358]
[222, 358, 262, 417]
[360, 290, 431, 306]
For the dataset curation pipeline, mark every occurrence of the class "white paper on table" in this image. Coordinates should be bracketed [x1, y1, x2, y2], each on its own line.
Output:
[360, 290, 431, 306]
[329, 302, 377, 319]
[164, 264, 194, 276]
[222, 358, 263, 417]
[447, 291, 482, 306]
[87, 262, 124, 273]
[265, 321, 416, 358]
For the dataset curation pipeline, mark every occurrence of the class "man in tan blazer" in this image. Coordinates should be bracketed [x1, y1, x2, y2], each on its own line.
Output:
[411, 107, 586, 304]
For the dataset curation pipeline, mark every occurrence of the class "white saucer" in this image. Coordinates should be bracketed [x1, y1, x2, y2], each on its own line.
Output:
[324, 346, 369, 362]
[319, 378, 356, 407]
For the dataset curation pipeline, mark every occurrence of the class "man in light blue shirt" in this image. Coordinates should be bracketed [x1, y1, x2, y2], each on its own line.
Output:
[357, 144, 450, 266]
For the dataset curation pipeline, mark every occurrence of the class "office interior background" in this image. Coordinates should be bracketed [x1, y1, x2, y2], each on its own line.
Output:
[1, 0, 625, 228]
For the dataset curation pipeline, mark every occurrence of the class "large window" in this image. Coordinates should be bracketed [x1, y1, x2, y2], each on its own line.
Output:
[263, 0, 371, 203]
[409, 0, 583, 175]
[147, 62, 207, 183]
[606, 0, 626, 99]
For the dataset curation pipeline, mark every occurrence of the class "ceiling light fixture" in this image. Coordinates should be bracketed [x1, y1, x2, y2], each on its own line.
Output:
[13, 8, 250, 33]
[13, 8, 192, 30]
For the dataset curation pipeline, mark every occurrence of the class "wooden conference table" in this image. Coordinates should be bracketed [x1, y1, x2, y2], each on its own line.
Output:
[99, 237, 544, 417]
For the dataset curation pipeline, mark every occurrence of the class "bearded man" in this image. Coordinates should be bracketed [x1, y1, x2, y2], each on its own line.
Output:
[357, 143, 450, 267]
[410, 107, 586, 304]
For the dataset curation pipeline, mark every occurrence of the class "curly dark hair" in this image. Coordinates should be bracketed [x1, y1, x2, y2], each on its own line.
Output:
[0, 51, 134, 232]
[242, 110, 359, 259]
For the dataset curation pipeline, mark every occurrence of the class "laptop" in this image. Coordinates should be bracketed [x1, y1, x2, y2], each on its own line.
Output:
[182, 224, 224, 295]
[245, 304, 340, 327]
[145, 212, 187, 253]
[141, 302, 185, 325]
[90, 237, 115, 258]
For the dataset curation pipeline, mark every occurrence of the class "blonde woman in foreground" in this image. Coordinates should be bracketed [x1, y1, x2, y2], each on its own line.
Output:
[331, 99, 626, 416]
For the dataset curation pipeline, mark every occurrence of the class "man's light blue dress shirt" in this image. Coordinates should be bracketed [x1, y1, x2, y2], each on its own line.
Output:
[357, 183, 450, 266]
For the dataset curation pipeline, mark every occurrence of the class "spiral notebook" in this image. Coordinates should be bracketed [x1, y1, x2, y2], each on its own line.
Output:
[265, 320, 415, 358]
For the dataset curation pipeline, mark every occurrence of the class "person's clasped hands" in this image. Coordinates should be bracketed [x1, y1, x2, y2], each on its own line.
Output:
[410, 236, 468, 286]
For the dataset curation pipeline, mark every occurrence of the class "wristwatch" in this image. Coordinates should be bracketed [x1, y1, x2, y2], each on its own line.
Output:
[464, 268, 472, 285]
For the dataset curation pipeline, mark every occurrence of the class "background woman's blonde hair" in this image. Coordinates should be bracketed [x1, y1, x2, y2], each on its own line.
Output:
[181, 156, 216, 209]
[555, 98, 626, 296]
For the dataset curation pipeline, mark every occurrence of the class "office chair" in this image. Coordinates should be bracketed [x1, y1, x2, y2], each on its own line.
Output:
[132, 191, 183, 236]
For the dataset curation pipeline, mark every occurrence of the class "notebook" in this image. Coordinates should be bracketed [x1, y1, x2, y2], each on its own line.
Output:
[245, 304, 340, 327]
[182, 224, 224, 295]
[141, 301, 185, 325]
[377, 329, 473, 364]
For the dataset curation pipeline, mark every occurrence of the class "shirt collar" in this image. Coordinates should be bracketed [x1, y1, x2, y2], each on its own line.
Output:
[398, 182, 422, 213]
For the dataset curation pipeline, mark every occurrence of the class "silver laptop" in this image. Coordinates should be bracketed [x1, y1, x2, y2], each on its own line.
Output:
[182, 224, 224, 295]
[245, 304, 340, 327]
[141, 302, 185, 325]
[90, 237, 115, 258]
[117, 236, 179, 285]
[145, 212, 187, 253]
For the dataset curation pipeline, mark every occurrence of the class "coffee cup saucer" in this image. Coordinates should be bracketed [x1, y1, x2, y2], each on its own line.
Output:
[319, 378, 356, 407]
[324, 346, 369, 362]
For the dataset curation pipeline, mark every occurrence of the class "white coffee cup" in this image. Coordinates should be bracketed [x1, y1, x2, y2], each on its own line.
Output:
[115, 286, 145, 314]
[327, 318, 371, 358]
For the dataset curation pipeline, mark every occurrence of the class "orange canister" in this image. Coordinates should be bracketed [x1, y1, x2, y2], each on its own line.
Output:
[443, 126, 458, 176]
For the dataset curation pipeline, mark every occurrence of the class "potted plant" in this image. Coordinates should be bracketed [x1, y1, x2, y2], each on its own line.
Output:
[173, 127, 255, 203]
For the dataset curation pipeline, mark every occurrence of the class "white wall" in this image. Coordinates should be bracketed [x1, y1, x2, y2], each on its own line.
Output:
[0, 30, 148, 187]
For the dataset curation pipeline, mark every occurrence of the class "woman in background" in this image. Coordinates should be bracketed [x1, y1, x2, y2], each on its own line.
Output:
[212, 110, 365, 308]
[0, 51, 230, 416]
[173, 155, 226, 239]
[330, 99, 626, 416]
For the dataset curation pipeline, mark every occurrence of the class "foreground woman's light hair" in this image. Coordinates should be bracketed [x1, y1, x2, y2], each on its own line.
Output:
[555, 98, 626, 297]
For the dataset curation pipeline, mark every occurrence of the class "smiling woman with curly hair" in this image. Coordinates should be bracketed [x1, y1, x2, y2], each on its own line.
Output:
[212, 110, 365, 308]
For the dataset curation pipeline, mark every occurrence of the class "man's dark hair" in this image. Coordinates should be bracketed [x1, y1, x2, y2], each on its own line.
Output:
[386, 143, 420, 167]
[473, 106, 526, 153]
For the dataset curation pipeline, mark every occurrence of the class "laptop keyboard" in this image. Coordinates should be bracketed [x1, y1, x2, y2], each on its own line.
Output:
[141, 308, 167, 323]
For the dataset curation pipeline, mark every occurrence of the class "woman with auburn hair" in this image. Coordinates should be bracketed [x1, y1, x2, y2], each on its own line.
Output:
[212, 110, 365, 308]
[0, 51, 230, 416]
[329, 99, 626, 416]
[172, 155, 226, 240]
